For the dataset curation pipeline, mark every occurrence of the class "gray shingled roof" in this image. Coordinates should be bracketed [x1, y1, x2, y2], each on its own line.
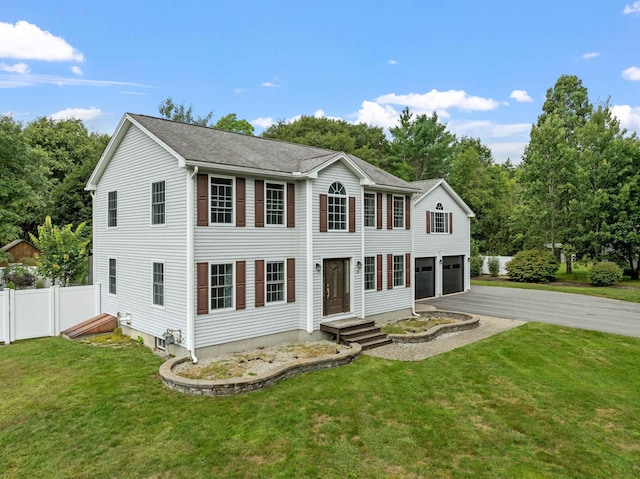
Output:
[129, 114, 417, 191]
[410, 179, 442, 193]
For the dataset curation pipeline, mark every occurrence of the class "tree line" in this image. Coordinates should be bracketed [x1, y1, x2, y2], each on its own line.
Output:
[1, 79, 638, 280]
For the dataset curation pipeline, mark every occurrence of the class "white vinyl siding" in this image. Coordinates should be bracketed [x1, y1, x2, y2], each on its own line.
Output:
[364, 193, 375, 227]
[266, 183, 285, 225]
[151, 181, 166, 225]
[210, 177, 233, 224]
[152, 262, 164, 306]
[107, 191, 117, 227]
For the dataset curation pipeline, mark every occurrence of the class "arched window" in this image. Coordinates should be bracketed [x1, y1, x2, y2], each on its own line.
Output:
[328, 182, 347, 230]
[430, 202, 450, 233]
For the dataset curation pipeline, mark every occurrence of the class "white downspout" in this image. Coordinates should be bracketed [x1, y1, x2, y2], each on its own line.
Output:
[411, 194, 418, 316]
[306, 179, 314, 333]
[361, 185, 366, 319]
[187, 166, 198, 363]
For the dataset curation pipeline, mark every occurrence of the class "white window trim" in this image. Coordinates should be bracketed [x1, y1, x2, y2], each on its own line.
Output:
[430, 203, 451, 234]
[265, 259, 286, 305]
[107, 191, 118, 229]
[209, 261, 235, 312]
[265, 180, 287, 228]
[155, 337, 166, 351]
[209, 174, 235, 227]
[152, 261, 166, 309]
[364, 193, 376, 228]
[150, 180, 167, 227]
[392, 254, 405, 288]
[364, 256, 375, 291]
[393, 195, 405, 229]
[328, 182, 348, 232]
[108, 257, 117, 296]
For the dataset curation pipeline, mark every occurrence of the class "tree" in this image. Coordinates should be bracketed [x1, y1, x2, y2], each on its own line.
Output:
[389, 108, 456, 181]
[262, 115, 390, 167]
[29, 216, 90, 287]
[158, 97, 214, 127]
[214, 114, 254, 135]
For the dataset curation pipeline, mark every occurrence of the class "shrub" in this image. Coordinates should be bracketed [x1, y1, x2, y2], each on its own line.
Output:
[506, 249, 558, 283]
[470, 256, 483, 277]
[588, 261, 623, 287]
[488, 257, 500, 277]
[2, 265, 37, 289]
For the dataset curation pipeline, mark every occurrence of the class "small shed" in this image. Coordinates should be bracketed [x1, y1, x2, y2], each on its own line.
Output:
[0, 239, 41, 266]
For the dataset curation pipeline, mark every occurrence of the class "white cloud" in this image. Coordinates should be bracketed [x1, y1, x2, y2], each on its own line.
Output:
[49, 106, 103, 121]
[233, 88, 248, 94]
[486, 142, 528, 163]
[509, 90, 533, 103]
[0, 21, 84, 62]
[0, 73, 148, 89]
[354, 100, 401, 128]
[581, 52, 600, 59]
[623, 1, 640, 14]
[447, 120, 531, 139]
[611, 104, 640, 133]
[250, 116, 275, 128]
[388, 59, 398, 65]
[261, 78, 281, 88]
[70, 66, 83, 76]
[622, 66, 640, 81]
[374, 89, 500, 118]
[0, 62, 30, 73]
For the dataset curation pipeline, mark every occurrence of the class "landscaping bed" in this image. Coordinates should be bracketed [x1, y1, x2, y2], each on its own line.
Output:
[383, 311, 478, 343]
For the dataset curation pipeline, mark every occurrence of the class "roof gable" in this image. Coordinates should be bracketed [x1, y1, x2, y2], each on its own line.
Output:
[412, 179, 475, 217]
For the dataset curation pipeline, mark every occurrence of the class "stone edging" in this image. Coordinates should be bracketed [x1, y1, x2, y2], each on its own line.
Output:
[388, 311, 479, 344]
[159, 343, 362, 396]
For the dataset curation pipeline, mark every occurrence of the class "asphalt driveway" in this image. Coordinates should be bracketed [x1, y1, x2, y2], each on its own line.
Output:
[423, 285, 640, 338]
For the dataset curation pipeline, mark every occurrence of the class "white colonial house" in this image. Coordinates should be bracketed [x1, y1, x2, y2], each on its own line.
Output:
[411, 179, 475, 299]
[86, 113, 432, 360]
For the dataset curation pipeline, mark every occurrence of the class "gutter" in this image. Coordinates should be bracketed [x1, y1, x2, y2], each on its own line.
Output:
[187, 166, 198, 363]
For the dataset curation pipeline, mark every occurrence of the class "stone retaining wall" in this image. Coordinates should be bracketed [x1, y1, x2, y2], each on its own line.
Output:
[389, 311, 479, 344]
[159, 343, 362, 396]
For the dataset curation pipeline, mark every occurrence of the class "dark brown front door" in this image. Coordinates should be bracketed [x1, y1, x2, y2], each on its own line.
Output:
[323, 259, 350, 316]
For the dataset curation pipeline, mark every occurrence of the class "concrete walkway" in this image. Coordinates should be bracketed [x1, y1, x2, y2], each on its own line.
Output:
[364, 305, 526, 361]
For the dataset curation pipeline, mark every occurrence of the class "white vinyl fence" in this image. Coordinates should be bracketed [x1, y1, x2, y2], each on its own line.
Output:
[0, 284, 100, 344]
[481, 256, 513, 276]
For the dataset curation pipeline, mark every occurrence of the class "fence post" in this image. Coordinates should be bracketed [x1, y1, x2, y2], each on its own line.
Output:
[94, 282, 101, 316]
[1, 291, 9, 345]
[54, 285, 62, 336]
[8, 288, 15, 342]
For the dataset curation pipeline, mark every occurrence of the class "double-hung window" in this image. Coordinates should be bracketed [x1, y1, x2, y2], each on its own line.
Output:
[328, 182, 347, 231]
[152, 262, 164, 306]
[364, 256, 375, 291]
[266, 261, 285, 303]
[266, 183, 285, 225]
[393, 255, 404, 287]
[210, 177, 233, 224]
[430, 203, 450, 233]
[364, 193, 375, 227]
[108, 258, 117, 295]
[210, 263, 233, 310]
[393, 196, 405, 228]
[151, 181, 166, 225]
[108, 191, 117, 227]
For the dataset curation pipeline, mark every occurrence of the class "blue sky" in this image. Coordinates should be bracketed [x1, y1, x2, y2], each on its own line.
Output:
[2, 1, 639, 163]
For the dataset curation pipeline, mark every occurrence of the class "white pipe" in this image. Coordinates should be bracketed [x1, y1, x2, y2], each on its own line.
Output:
[410, 194, 418, 316]
[187, 166, 198, 363]
[306, 179, 314, 334]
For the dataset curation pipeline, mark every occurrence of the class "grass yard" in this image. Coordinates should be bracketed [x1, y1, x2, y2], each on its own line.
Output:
[2, 325, 640, 478]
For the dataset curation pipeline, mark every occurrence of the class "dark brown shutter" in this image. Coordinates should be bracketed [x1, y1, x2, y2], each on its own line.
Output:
[376, 254, 383, 291]
[236, 178, 246, 227]
[387, 194, 393, 230]
[255, 180, 264, 227]
[376, 193, 382, 229]
[405, 253, 411, 287]
[348, 196, 356, 233]
[387, 254, 393, 289]
[236, 261, 246, 310]
[319, 194, 328, 232]
[426, 210, 431, 234]
[287, 258, 295, 303]
[405, 195, 411, 230]
[449, 212, 453, 234]
[197, 262, 208, 314]
[255, 260, 264, 307]
[197, 174, 208, 226]
[287, 183, 295, 228]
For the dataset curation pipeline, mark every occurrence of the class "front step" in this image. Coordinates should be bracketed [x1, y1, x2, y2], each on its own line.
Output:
[320, 318, 392, 350]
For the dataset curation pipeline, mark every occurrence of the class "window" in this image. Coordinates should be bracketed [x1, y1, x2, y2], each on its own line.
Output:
[155, 337, 166, 351]
[430, 202, 450, 233]
[153, 262, 164, 306]
[266, 261, 285, 303]
[210, 177, 233, 224]
[393, 196, 405, 228]
[393, 255, 404, 287]
[108, 258, 117, 295]
[108, 191, 117, 227]
[210, 263, 233, 309]
[364, 256, 375, 290]
[266, 183, 285, 225]
[328, 182, 347, 231]
[364, 193, 375, 227]
[151, 181, 166, 225]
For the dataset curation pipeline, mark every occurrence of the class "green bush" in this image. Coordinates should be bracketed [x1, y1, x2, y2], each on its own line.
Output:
[588, 261, 623, 287]
[470, 256, 483, 277]
[2, 265, 37, 289]
[506, 249, 558, 283]
[488, 257, 500, 277]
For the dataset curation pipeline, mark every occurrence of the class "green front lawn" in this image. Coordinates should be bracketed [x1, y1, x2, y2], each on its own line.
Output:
[2, 325, 640, 478]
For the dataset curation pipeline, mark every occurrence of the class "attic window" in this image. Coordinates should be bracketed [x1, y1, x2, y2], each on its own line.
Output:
[430, 202, 450, 234]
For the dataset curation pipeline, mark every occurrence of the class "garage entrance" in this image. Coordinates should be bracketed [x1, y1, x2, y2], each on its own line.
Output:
[415, 257, 435, 299]
[442, 255, 464, 294]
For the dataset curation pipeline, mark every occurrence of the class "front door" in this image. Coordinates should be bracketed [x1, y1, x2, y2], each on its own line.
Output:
[323, 259, 350, 316]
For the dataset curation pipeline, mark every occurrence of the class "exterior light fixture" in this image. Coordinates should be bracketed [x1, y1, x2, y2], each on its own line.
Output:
[315, 263, 321, 272]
